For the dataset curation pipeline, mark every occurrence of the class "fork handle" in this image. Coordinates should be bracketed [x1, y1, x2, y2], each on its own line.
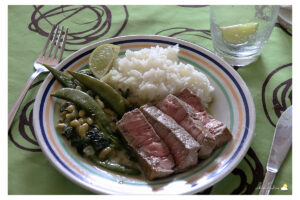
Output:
[8, 70, 42, 130]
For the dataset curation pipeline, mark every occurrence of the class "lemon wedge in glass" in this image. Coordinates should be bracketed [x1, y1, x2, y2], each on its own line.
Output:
[220, 22, 258, 44]
[89, 44, 120, 79]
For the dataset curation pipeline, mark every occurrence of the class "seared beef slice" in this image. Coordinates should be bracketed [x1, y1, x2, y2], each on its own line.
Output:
[116, 108, 174, 180]
[176, 88, 206, 112]
[157, 94, 216, 159]
[178, 88, 232, 147]
[140, 105, 200, 172]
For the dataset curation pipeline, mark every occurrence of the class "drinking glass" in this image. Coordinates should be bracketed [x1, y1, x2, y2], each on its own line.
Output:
[210, 5, 279, 66]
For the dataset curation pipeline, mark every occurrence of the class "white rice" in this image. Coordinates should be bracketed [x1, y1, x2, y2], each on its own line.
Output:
[103, 45, 214, 106]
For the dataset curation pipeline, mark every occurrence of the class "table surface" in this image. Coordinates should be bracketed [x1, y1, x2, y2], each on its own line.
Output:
[8, 5, 292, 195]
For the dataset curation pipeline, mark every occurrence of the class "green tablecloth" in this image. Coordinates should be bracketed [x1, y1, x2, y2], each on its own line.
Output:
[8, 5, 292, 195]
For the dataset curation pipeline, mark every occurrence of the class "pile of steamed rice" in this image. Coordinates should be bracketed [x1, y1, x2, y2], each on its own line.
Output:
[103, 45, 214, 107]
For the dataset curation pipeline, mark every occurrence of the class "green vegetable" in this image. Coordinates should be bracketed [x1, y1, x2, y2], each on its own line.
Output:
[61, 125, 111, 156]
[68, 71, 127, 116]
[43, 64, 76, 88]
[78, 68, 94, 77]
[90, 156, 140, 175]
[61, 125, 90, 155]
[85, 128, 111, 154]
[51, 88, 122, 148]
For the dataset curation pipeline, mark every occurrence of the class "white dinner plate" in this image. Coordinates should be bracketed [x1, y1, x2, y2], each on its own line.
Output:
[33, 35, 256, 194]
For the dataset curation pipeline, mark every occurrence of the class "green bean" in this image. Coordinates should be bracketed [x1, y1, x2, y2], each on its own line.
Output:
[51, 88, 122, 148]
[68, 71, 127, 116]
[43, 64, 76, 88]
[90, 156, 140, 175]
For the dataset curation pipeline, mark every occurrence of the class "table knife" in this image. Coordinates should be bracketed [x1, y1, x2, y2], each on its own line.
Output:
[259, 105, 292, 195]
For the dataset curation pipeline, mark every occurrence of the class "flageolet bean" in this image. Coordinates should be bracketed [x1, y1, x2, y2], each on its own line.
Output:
[109, 148, 117, 157]
[66, 112, 75, 120]
[104, 108, 116, 117]
[83, 145, 95, 156]
[104, 109, 117, 122]
[65, 113, 72, 120]
[98, 147, 112, 161]
[78, 109, 86, 118]
[75, 85, 82, 91]
[51, 88, 118, 144]
[78, 123, 89, 137]
[86, 117, 93, 125]
[95, 97, 104, 109]
[78, 118, 86, 125]
[56, 123, 67, 132]
[70, 119, 80, 127]
[67, 105, 75, 113]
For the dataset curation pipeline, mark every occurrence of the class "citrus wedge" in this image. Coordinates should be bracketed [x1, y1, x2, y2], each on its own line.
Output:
[220, 22, 258, 44]
[89, 44, 120, 79]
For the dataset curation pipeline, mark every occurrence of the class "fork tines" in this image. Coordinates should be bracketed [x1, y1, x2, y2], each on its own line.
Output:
[37, 25, 68, 66]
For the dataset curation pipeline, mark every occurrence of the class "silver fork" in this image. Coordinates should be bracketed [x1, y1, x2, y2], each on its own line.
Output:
[8, 25, 68, 130]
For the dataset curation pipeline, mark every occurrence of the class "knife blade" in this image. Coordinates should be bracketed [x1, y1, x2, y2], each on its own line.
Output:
[259, 105, 292, 195]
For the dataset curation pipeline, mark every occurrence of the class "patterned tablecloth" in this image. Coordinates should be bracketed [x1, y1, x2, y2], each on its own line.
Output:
[8, 5, 292, 195]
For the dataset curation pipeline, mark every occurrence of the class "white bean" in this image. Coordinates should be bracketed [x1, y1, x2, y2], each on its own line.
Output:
[78, 109, 86, 118]
[67, 105, 75, 113]
[75, 86, 82, 91]
[78, 118, 86, 125]
[86, 117, 93, 125]
[70, 119, 80, 127]
[78, 123, 89, 137]
[98, 147, 112, 161]
[56, 123, 67, 132]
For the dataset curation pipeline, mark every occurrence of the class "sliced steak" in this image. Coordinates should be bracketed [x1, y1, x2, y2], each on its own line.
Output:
[156, 94, 216, 159]
[116, 108, 175, 180]
[177, 88, 206, 112]
[140, 105, 200, 172]
[178, 88, 232, 147]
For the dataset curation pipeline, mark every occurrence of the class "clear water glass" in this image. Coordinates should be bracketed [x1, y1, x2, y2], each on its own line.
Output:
[210, 5, 279, 66]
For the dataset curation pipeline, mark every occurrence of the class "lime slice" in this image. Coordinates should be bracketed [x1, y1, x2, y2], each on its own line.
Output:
[89, 44, 120, 79]
[220, 22, 258, 44]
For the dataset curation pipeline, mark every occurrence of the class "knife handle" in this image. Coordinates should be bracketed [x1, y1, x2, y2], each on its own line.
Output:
[259, 171, 277, 195]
